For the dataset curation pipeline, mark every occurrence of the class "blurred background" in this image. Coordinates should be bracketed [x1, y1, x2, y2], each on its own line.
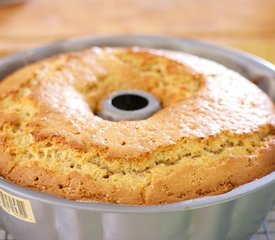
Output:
[0, 0, 274, 64]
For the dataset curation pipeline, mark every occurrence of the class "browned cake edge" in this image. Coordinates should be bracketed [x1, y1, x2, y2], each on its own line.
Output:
[0, 137, 274, 205]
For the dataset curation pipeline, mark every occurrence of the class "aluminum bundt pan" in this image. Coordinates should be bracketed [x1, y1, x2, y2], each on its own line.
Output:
[0, 35, 274, 240]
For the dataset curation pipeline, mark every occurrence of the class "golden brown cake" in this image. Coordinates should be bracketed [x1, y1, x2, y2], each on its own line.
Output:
[0, 47, 274, 205]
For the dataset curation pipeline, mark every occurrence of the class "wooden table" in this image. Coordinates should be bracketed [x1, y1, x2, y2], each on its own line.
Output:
[0, 0, 275, 64]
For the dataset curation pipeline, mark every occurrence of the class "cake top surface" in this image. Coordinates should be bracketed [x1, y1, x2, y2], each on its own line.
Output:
[0, 47, 275, 204]
[1, 47, 274, 160]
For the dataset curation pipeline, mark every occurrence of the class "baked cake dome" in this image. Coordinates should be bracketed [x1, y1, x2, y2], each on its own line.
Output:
[0, 47, 274, 205]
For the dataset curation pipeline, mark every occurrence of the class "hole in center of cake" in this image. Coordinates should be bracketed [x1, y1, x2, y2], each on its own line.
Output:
[98, 90, 161, 121]
[111, 93, 149, 111]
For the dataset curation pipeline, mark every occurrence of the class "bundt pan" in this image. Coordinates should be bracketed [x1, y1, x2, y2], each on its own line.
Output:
[0, 35, 275, 240]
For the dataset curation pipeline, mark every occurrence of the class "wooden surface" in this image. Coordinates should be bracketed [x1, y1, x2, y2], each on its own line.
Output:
[0, 0, 275, 63]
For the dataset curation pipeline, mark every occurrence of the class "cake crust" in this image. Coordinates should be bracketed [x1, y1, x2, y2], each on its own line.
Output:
[0, 47, 274, 205]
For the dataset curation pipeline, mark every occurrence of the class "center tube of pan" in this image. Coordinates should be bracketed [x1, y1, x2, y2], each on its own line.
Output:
[98, 90, 161, 121]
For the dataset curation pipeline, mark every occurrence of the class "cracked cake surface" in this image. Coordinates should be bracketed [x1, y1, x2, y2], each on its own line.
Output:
[0, 47, 274, 205]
